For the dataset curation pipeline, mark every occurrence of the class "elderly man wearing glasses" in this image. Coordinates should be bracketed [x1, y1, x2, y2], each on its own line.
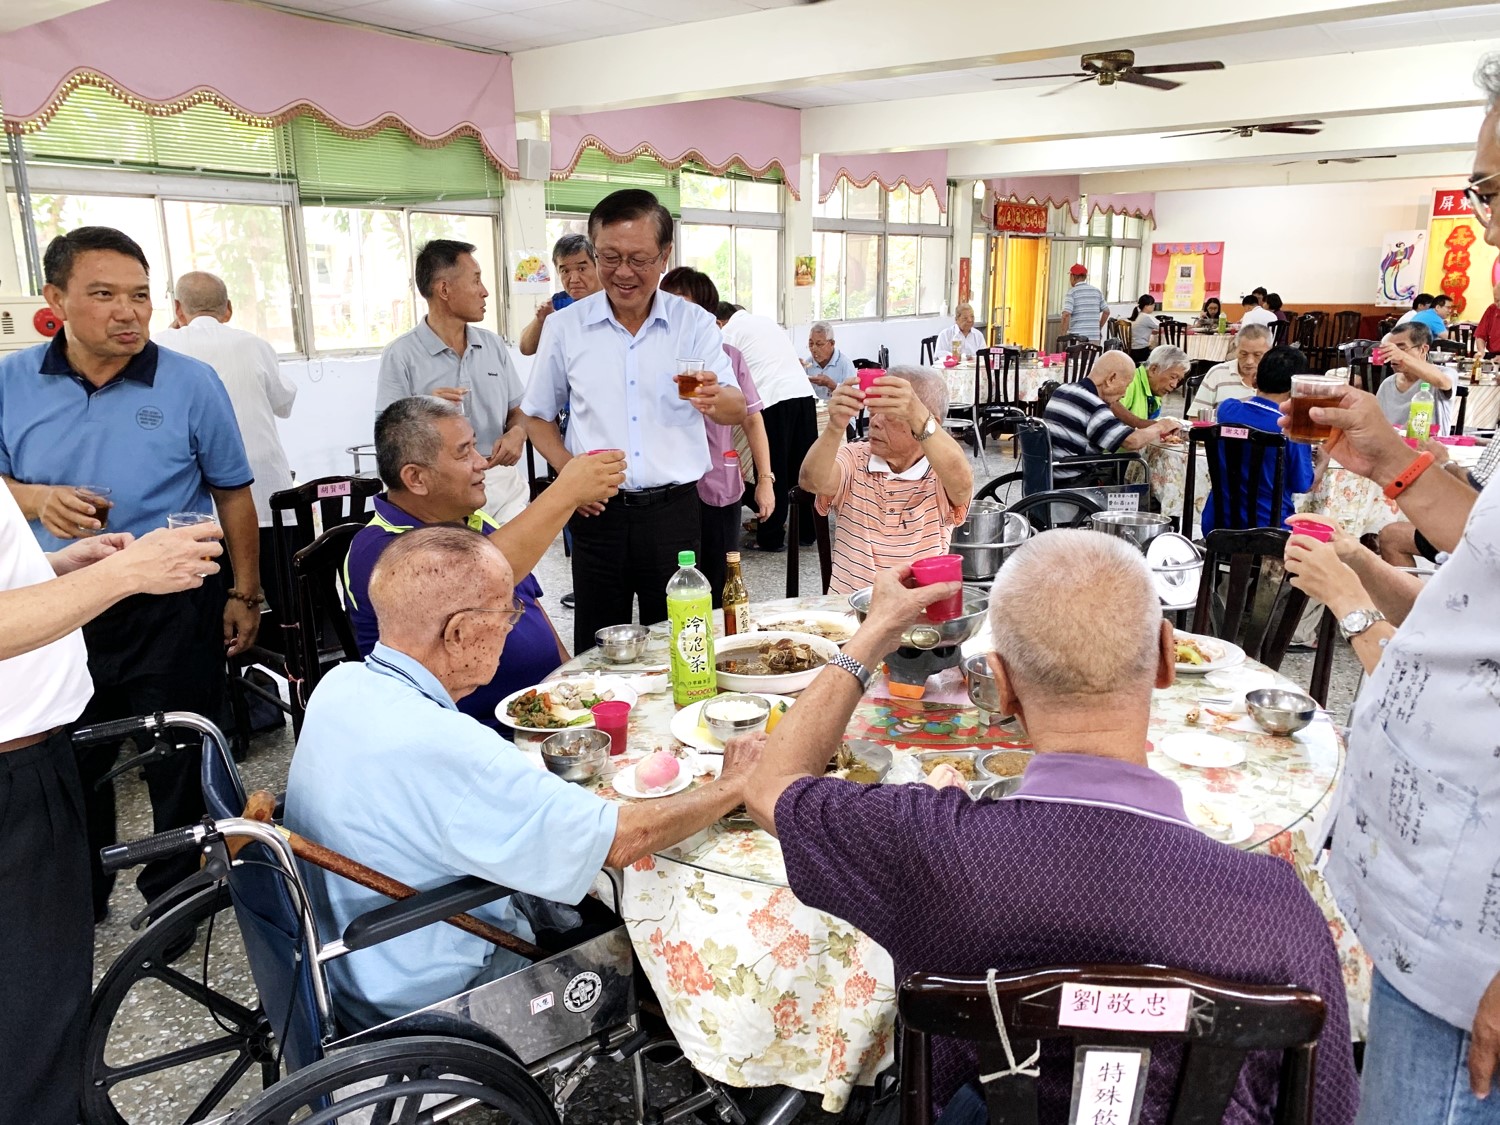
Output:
[342, 396, 624, 732]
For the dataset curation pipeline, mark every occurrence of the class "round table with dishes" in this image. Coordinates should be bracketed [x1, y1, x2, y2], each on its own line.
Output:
[506, 596, 1364, 1108]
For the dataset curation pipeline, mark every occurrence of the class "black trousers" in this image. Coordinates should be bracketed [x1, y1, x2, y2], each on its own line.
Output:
[569, 486, 701, 653]
[0, 731, 92, 1125]
[699, 500, 741, 609]
[757, 396, 819, 550]
[78, 583, 226, 917]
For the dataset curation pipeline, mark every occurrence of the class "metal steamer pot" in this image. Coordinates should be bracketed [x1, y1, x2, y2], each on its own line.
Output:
[950, 502, 1033, 581]
[1090, 510, 1172, 551]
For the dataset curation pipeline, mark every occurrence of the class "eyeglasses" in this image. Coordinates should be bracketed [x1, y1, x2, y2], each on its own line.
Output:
[1464, 170, 1500, 224]
[440, 597, 526, 635]
[596, 249, 665, 272]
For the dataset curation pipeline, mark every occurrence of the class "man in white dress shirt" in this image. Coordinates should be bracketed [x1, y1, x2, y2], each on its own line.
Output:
[158, 271, 298, 612]
[378, 240, 530, 525]
[522, 189, 746, 650]
[0, 498, 224, 1125]
[936, 303, 987, 360]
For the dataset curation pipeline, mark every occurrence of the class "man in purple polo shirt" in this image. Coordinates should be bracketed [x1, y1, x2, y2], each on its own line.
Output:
[744, 531, 1357, 1124]
[343, 396, 622, 730]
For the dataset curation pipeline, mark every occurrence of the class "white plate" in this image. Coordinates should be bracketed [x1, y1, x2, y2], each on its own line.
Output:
[1185, 799, 1254, 845]
[752, 611, 859, 645]
[611, 753, 713, 799]
[495, 677, 639, 733]
[670, 694, 796, 753]
[715, 631, 841, 694]
[1159, 731, 1246, 769]
[1172, 631, 1245, 675]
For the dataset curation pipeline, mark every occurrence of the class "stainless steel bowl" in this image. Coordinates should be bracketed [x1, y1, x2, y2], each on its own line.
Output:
[701, 693, 772, 745]
[978, 749, 1033, 780]
[541, 729, 611, 782]
[595, 624, 649, 663]
[1245, 688, 1317, 735]
[1091, 511, 1173, 551]
[971, 776, 1022, 800]
[847, 585, 990, 651]
[961, 652, 1003, 712]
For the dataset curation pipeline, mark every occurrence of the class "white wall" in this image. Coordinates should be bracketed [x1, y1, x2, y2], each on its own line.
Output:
[1149, 177, 1445, 304]
[789, 315, 952, 367]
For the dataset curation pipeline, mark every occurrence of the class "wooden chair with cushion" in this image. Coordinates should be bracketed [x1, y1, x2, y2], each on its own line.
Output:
[1450, 321, 1477, 356]
[1191, 527, 1337, 703]
[899, 964, 1326, 1125]
[784, 487, 832, 598]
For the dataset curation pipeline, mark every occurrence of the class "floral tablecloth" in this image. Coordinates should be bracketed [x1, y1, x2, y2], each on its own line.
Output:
[1185, 333, 1231, 364]
[1459, 379, 1500, 433]
[516, 595, 1362, 1107]
[939, 361, 1051, 407]
[1143, 441, 1205, 531]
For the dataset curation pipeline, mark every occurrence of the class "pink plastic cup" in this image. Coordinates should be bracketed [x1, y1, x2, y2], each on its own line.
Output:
[857, 369, 884, 395]
[586, 448, 624, 457]
[1286, 518, 1335, 544]
[591, 700, 631, 756]
[911, 554, 965, 622]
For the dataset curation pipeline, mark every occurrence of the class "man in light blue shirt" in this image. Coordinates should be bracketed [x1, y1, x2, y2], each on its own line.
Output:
[805, 321, 856, 400]
[522, 189, 746, 650]
[1059, 263, 1108, 343]
[286, 525, 759, 1028]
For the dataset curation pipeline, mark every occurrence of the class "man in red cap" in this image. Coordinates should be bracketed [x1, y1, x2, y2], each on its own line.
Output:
[1059, 263, 1108, 344]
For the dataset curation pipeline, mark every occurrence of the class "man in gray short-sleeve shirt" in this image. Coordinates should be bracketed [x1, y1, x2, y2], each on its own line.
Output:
[377, 239, 528, 523]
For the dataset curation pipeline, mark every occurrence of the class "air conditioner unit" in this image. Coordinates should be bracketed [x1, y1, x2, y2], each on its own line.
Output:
[0, 295, 60, 353]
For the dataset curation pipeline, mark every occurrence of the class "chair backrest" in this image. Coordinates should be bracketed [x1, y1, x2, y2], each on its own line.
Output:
[785, 487, 832, 597]
[1003, 489, 1103, 530]
[1449, 322, 1476, 356]
[200, 734, 330, 1072]
[1063, 343, 1100, 384]
[288, 522, 365, 726]
[1337, 338, 1377, 363]
[1293, 313, 1322, 352]
[898, 964, 1325, 1125]
[1376, 315, 1399, 338]
[268, 478, 383, 647]
[1158, 320, 1187, 348]
[1109, 317, 1133, 344]
[1032, 379, 1061, 417]
[525, 438, 558, 502]
[1184, 423, 1290, 535]
[1331, 309, 1362, 345]
[878, 344, 891, 369]
[1190, 527, 1309, 673]
[1269, 318, 1293, 347]
[986, 347, 1024, 407]
[1181, 370, 1207, 417]
[852, 357, 883, 370]
[920, 335, 938, 365]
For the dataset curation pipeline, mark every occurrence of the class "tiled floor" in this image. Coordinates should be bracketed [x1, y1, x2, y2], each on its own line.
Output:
[86, 438, 1368, 1122]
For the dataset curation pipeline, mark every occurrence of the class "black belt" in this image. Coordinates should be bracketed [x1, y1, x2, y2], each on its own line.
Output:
[617, 482, 697, 508]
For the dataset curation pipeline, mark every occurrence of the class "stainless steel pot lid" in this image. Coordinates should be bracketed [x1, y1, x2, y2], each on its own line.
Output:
[1145, 531, 1202, 608]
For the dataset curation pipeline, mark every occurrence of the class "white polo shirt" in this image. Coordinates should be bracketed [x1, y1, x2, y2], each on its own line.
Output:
[0, 484, 92, 742]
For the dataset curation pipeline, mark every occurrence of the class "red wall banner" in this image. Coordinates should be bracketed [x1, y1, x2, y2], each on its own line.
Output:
[993, 202, 1049, 234]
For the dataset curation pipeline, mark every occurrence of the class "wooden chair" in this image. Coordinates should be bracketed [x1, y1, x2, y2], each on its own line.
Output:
[1331, 309, 1362, 347]
[1191, 527, 1337, 701]
[1450, 321, 1477, 356]
[1003, 489, 1104, 531]
[1181, 370, 1208, 417]
[1455, 382, 1469, 436]
[1270, 318, 1293, 347]
[1376, 315, 1399, 338]
[920, 335, 938, 365]
[287, 522, 366, 727]
[1183, 423, 1291, 536]
[1293, 313, 1323, 361]
[976, 348, 1030, 451]
[784, 487, 832, 597]
[1055, 332, 1089, 353]
[899, 964, 1326, 1125]
[945, 350, 991, 471]
[1158, 319, 1187, 348]
[1063, 343, 1100, 384]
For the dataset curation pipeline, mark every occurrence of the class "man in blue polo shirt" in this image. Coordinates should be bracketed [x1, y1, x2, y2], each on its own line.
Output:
[1409, 293, 1453, 340]
[0, 226, 260, 918]
[1205, 345, 1315, 534]
[343, 396, 622, 730]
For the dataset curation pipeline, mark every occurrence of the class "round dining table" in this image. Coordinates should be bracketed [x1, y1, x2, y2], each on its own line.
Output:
[937, 359, 1055, 407]
[1185, 332, 1232, 365]
[508, 594, 1365, 1108]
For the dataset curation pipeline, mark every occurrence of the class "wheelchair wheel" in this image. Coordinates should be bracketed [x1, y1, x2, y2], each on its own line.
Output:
[84, 883, 278, 1125]
[224, 1034, 561, 1125]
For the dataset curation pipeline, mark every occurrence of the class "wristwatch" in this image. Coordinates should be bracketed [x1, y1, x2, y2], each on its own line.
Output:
[830, 653, 874, 691]
[914, 413, 939, 442]
[1338, 608, 1386, 641]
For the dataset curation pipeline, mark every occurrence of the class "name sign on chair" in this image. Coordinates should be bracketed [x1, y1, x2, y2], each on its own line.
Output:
[1220, 426, 1250, 440]
[317, 481, 352, 499]
[1068, 1047, 1150, 1125]
[1058, 983, 1191, 1032]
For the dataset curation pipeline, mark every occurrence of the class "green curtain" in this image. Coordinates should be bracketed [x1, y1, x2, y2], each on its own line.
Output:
[546, 148, 682, 215]
[287, 117, 503, 205]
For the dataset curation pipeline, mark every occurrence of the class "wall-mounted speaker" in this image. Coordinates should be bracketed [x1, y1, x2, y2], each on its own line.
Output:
[517, 138, 552, 181]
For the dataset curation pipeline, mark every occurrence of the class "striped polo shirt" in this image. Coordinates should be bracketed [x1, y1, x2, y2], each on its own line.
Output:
[1043, 378, 1133, 478]
[1061, 282, 1107, 341]
[815, 442, 966, 595]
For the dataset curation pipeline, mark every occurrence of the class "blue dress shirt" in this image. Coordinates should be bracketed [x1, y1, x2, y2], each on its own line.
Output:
[0, 334, 252, 550]
[284, 644, 618, 1026]
[521, 289, 733, 489]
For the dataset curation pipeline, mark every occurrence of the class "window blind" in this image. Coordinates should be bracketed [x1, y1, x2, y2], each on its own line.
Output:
[287, 117, 503, 205]
[546, 148, 681, 215]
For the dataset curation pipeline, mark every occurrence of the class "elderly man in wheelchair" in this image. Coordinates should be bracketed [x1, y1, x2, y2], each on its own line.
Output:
[89, 523, 762, 1124]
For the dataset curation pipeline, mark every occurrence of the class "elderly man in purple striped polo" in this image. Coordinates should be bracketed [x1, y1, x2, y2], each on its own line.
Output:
[745, 531, 1357, 1124]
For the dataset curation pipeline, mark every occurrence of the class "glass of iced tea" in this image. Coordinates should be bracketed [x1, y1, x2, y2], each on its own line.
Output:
[76, 485, 113, 534]
[675, 358, 706, 399]
[1288, 375, 1346, 444]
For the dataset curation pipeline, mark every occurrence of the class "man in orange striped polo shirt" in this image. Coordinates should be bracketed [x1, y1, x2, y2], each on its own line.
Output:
[799, 366, 972, 594]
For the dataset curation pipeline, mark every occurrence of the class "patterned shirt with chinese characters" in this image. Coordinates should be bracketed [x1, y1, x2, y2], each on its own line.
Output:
[777, 753, 1357, 1123]
[1326, 476, 1500, 1033]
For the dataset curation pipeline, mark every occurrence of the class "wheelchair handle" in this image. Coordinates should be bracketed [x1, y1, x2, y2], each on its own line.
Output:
[101, 823, 209, 873]
[73, 712, 166, 747]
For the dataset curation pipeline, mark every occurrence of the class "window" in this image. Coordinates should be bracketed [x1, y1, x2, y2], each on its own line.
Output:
[678, 166, 784, 320]
[301, 207, 411, 350]
[162, 200, 296, 352]
[813, 175, 949, 321]
[678, 169, 779, 214]
[1077, 203, 1150, 304]
[970, 232, 989, 318]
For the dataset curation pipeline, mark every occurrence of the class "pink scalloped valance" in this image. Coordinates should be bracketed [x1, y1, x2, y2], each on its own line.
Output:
[1090, 192, 1156, 222]
[818, 150, 947, 211]
[550, 100, 801, 197]
[988, 176, 1080, 222]
[0, 0, 517, 172]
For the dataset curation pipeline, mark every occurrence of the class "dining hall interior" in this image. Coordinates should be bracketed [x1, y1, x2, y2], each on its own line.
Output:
[1, 1, 1499, 1123]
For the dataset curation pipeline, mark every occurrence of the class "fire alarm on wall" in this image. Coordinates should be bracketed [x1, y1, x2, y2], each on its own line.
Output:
[34, 307, 61, 337]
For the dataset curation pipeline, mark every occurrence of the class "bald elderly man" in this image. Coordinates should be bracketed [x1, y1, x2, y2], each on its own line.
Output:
[744, 532, 1358, 1124]
[286, 526, 762, 1028]
[1042, 350, 1181, 479]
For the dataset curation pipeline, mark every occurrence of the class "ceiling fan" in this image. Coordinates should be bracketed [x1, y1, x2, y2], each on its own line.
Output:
[1273, 154, 1400, 166]
[993, 50, 1225, 95]
[1165, 120, 1324, 139]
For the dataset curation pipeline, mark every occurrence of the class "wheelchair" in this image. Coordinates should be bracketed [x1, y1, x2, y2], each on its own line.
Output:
[78, 711, 757, 1125]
